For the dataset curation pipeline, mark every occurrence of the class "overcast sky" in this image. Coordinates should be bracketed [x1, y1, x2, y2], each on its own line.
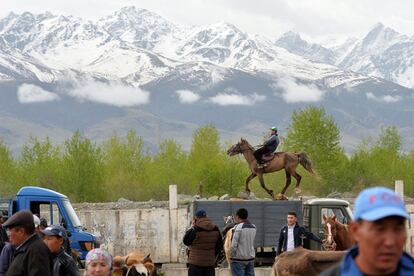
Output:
[1, 0, 414, 41]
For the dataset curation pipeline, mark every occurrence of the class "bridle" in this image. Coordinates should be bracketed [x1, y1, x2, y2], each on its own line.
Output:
[322, 221, 337, 251]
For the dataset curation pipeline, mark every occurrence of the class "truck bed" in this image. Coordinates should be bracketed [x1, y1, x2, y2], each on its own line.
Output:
[191, 200, 303, 248]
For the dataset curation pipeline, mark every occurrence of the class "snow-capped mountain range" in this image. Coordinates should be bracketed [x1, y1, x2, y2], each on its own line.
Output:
[2, 6, 406, 87]
[1, 7, 414, 153]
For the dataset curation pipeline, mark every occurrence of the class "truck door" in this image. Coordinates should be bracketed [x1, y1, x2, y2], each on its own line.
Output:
[29, 200, 66, 227]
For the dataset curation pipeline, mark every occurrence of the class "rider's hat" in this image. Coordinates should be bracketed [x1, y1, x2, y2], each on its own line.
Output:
[270, 126, 277, 132]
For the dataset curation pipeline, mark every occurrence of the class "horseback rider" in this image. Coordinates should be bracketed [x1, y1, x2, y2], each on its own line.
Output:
[254, 126, 280, 167]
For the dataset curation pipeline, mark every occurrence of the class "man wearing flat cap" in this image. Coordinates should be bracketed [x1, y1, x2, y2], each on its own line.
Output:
[321, 187, 414, 276]
[2, 210, 52, 276]
[183, 209, 223, 276]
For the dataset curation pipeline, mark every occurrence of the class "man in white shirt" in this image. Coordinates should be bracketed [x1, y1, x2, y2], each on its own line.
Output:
[277, 212, 322, 255]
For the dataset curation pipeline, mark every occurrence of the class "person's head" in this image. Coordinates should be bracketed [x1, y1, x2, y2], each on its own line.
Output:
[270, 126, 278, 135]
[195, 209, 206, 219]
[42, 225, 66, 253]
[39, 217, 48, 230]
[2, 210, 35, 247]
[235, 208, 248, 223]
[85, 248, 112, 276]
[287, 212, 298, 226]
[350, 187, 410, 275]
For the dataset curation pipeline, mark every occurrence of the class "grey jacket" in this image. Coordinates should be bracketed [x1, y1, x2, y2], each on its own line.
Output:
[230, 220, 256, 262]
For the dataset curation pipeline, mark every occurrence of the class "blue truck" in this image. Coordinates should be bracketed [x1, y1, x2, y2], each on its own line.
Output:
[0, 186, 99, 260]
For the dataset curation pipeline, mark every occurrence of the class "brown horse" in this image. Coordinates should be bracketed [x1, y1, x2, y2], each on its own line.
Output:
[323, 215, 355, 251]
[227, 138, 317, 199]
[272, 247, 345, 276]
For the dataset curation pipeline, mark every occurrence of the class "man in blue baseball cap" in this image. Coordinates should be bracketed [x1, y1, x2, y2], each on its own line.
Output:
[321, 187, 414, 276]
[42, 225, 79, 276]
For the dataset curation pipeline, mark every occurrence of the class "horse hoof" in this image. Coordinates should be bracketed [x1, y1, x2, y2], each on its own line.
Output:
[276, 193, 288, 200]
[295, 188, 302, 194]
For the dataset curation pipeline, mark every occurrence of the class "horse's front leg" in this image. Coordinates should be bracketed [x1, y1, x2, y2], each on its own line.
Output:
[245, 173, 256, 195]
[257, 174, 274, 199]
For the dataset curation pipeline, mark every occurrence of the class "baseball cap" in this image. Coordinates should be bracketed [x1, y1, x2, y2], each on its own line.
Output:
[354, 187, 410, 221]
[42, 225, 67, 238]
[195, 209, 206, 218]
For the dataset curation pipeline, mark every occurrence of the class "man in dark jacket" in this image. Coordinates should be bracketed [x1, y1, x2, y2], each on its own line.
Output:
[0, 214, 8, 253]
[254, 126, 280, 167]
[183, 209, 223, 276]
[276, 212, 322, 255]
[321, 187, 414, 276]
[42, 225, 79, 276]
[2, 210, 52, 276]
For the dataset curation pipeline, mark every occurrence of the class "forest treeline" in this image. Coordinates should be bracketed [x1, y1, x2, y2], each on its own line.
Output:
[0, 106, 413, 202]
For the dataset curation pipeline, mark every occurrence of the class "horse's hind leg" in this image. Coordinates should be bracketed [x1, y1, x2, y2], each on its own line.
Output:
[291, 170, 302, 194]
[280, 170, 291, 195]
[258, 174, 274, 199]
[245, 173, 256, 195]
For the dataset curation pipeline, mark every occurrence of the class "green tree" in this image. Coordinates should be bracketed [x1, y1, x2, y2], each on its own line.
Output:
[0, 139, 17, 195]
[147, 139, 188, 199]
[61, 131, 104, 202]
[17, 137, 62, 190]
[187, 125, 222, 196]
[102, 130, 149, 201]
[283, 106, 347, 194]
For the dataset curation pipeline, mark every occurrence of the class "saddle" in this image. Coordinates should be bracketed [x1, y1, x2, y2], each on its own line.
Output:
[257, 152, 277, 168]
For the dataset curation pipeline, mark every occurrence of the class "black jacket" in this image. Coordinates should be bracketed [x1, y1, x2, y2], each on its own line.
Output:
[52, 248, 80, 276]
[276, 224, 322, 255]
[6, 233, 53, 276]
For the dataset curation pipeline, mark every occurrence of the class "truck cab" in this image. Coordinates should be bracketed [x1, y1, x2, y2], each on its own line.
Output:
[303, 198, 353, 250]
[0, 186, 98, 260]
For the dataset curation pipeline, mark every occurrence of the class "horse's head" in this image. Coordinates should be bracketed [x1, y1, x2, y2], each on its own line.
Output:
[227, 138, 252, 156]
[223, 215, 235, 225]
[323, 215, 338, 250]
[124, 251, 154, 276]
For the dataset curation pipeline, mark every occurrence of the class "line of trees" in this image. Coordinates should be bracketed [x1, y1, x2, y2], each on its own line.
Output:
[0, 106, 413, 202]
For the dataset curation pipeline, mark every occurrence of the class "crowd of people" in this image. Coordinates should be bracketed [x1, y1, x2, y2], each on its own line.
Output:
[183, 186, 414, 276]
[1, 186, 413, 276]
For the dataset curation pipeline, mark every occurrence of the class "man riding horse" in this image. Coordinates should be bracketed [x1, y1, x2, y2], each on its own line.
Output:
[254, 126, 280, 168]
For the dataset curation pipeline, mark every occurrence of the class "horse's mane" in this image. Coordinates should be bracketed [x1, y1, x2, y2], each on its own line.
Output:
[240, 138, 254, 151]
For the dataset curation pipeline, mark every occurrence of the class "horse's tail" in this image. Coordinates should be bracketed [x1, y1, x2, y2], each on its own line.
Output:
[297, 152, 319, 179]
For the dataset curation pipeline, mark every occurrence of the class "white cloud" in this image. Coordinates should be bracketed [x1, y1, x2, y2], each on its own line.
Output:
[366, 92, 401, 103]
[17, 84, 60, 103]
[175, 90, 200, 104]
[68, 80, 149, 107]
[275, 77, 325, 103]
[209, 92, 265, 106]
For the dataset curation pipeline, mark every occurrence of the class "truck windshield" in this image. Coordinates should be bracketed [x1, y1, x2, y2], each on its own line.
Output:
[62, 200, 82, 228]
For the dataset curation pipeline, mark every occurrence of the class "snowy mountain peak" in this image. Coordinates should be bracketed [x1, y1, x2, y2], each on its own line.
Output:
[98, 6, 177, 50]
[361, 22, 403, 50]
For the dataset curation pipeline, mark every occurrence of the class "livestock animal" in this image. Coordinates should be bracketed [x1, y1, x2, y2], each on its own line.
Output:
[227, 138, 317, 200]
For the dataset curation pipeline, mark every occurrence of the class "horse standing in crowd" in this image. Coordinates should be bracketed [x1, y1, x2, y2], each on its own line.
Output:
[323, 215, 355, 251]
[272, 247, 345, 276]
[220, 215, 236, 268]
[227, 138, 317, 200]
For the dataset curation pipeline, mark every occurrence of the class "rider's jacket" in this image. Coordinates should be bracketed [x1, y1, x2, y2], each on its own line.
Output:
[264, 134, 279, 152]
